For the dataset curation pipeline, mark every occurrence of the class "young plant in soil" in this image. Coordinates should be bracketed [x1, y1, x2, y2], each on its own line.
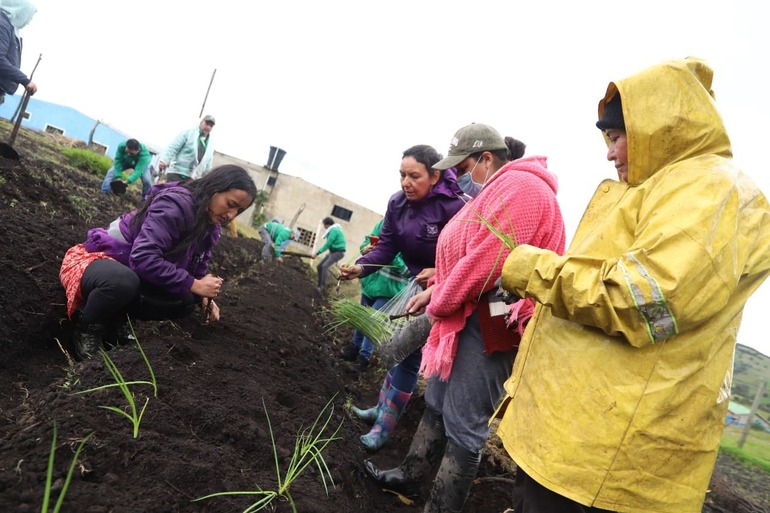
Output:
[194, 395, 343, 513]
[75, 326, 157, 438]
[55, 338, 80, 391]
[41, 422, 93, 513]
[76, 348, 151, 438]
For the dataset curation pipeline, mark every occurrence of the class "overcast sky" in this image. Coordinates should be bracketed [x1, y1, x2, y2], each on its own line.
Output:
[17, 1, 770, 357]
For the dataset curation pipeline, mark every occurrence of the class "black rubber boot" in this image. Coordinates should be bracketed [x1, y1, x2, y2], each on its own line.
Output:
[346, 355, 370, 374]
[74, 322, 106, 360]
[340, 344, 359, 362]
[364, 407, 447, 499]
[105, 317, 137, 350]
[423, 439, 482, 513]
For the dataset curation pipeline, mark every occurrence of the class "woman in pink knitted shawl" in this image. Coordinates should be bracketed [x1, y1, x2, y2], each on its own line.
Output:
[365, 123, 566, 513]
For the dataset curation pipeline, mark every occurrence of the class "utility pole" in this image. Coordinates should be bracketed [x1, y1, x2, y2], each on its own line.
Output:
[738, 379, 767, 448]
[198, 69, 217, 118]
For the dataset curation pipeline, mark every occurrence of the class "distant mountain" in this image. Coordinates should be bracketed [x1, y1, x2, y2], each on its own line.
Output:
[732, 344, 770, 415]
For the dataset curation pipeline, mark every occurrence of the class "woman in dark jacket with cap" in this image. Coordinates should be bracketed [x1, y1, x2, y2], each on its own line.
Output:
[59, 165, 257, 359]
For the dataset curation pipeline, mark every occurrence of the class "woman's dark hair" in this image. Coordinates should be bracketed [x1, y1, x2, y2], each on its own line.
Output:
[322, 216, 334, 226]
[469, 136, 526, 163]
[504, 136, 527, 160]
[131, 164, 257, 256]
[402, 144, 443, 177]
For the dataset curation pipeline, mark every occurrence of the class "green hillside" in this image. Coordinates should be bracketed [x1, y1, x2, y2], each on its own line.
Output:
[732, 344, 770, 416]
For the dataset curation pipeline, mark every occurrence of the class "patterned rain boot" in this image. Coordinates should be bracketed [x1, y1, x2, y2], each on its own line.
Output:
[364, 407, 447, 499]
[360, 383, 412, 451]
[351, 371, 392, 424]
[423, 439, 482, 513]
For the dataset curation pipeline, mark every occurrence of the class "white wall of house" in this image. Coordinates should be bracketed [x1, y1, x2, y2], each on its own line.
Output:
[212, 151, 383, 260]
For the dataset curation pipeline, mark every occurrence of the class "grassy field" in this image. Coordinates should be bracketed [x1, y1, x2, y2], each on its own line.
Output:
[721, 425, 770, 473]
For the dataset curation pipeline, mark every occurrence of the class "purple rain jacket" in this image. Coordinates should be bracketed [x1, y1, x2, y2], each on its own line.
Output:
[357, 169, 467, 278]
[83, 183, 221, 295]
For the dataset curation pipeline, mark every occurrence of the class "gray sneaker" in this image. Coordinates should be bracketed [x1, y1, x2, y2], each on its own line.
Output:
[74, 323, 106, 360]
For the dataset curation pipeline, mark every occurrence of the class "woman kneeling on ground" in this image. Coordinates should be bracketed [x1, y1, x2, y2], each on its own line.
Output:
[60, 165, 257, 359]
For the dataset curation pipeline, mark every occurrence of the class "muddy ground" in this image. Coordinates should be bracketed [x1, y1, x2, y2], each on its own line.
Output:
[0, 124, 768, 512]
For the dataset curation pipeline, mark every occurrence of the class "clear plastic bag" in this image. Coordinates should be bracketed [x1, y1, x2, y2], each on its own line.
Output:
[378, 278, 423, 319]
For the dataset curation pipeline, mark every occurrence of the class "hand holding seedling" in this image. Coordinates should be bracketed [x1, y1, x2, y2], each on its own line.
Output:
[414, 267, 435, 289]
[493, 277, 521, 305]
[404, 286, 434, 318]
[201, 298, 219, 324]
[338, 264, 363, 280]
[192, 274, 224, 298]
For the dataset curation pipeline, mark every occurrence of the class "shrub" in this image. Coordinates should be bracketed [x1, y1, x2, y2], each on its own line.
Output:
[251, 190, 270, 228]
[61, 148, 112, 177]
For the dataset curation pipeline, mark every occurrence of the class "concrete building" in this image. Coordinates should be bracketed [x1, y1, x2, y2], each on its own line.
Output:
[216, 148, 382, 257]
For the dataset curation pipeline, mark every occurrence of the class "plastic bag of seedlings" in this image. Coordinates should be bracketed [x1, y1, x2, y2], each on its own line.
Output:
[378, 278, 423, 319]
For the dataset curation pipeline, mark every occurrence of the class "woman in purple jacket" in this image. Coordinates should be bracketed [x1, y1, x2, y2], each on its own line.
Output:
[339, 144, 467, 450]
[60, 165, 257, 360]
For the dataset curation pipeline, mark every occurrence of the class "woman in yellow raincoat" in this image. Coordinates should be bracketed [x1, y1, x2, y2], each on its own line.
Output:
[496, 57, 770, 512]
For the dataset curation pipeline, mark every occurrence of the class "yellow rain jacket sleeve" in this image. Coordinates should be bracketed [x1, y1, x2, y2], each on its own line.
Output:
[496, 58, 770, 513]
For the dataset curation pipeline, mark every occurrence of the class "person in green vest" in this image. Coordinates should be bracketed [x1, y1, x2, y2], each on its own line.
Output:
[341, 219, 410, 373]
[313, 217, 346, 295]
[100, 138, 153, 201]
[259, 220, 297, 263]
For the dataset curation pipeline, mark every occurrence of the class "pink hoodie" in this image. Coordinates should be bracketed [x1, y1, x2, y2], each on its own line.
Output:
[421, 156, 566, 380]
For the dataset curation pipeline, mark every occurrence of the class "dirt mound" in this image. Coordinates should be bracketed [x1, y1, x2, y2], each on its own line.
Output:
[0, 125, 767, 512]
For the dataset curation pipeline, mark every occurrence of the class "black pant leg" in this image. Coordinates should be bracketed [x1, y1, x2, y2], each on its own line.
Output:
[80, 259, 140, 324]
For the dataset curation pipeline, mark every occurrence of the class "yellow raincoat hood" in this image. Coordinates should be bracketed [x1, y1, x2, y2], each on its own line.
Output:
[599, 58, 732, 187]
[495, 58, 770, 512]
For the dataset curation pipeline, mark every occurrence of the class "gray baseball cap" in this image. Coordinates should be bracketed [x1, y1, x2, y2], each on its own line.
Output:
[433, 123, 507, 170]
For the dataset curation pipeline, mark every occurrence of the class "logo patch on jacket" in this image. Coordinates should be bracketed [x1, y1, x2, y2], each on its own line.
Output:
[426, 224, 438, 237]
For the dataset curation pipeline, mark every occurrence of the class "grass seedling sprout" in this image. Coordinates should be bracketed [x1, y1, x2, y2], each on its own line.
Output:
[41, 421, 92, 513]
[193, 394, 343, 513]
[125, 316, 158, 397]
[75, 348, 152, 438]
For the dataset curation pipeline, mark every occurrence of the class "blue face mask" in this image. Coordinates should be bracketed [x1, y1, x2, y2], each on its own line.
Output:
[456, 158, 487, 198]
[457, 172, 482, 197]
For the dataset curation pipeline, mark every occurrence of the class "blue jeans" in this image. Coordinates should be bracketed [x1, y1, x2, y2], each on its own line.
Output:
[101, 165, 152, 201]
[350, 295, 388, 360]
[390, 346, 422, 393]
